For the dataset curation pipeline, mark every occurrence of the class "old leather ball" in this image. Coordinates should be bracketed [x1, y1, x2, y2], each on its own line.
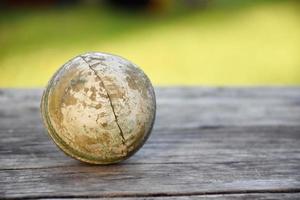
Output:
[41, 52, 156, 164]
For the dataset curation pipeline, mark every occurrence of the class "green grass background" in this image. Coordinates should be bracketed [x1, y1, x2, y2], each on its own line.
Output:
[0, 1, 299, 87]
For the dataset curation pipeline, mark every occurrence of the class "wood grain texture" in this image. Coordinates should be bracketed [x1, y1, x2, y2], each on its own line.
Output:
[0, 87, 300, 199]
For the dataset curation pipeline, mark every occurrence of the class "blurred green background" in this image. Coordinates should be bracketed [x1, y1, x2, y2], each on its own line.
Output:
[0, 0, 299, 87]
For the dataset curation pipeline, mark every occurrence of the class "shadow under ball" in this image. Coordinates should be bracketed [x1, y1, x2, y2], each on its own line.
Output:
[41, 52, 156, 164]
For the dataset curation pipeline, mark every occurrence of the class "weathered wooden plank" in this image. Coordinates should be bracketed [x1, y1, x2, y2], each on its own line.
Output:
[156, 87, 300, 129]
[41, 193, 300, 200]
[1, 125, 300, 198]
[0, 87, 300, 130]
[1, 162, 300, 198]
[1, 88, 300, 199]
[1, 126, 300, 169]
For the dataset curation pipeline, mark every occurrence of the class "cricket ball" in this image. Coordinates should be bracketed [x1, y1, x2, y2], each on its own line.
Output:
[41, 52, 156, 164]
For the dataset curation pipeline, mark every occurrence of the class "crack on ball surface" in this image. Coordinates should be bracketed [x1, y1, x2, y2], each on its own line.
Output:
[80, 56, 127, 149]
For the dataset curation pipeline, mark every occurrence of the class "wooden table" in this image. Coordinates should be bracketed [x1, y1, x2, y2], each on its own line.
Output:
[1, 87, 300, 199]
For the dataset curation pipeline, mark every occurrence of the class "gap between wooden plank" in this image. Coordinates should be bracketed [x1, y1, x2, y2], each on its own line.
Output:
[2, 188, 300, 200]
